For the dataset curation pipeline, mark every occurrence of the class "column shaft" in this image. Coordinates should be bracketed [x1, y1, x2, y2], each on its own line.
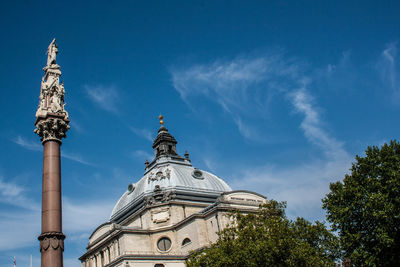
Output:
[40, 140, 64, 267]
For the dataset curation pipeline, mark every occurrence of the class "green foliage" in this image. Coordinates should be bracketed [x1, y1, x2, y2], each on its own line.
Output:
[323, 140, 400, 266]
[186, 200, 340, 267]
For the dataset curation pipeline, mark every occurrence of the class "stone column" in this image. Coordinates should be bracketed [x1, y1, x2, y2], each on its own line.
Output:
[103, 248, 109, 265]
[110, 244, 114, 261]
[35, 39, 70, 267]
[38, 140, 65, 267]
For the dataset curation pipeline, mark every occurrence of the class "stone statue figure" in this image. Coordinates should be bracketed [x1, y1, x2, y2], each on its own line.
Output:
[50, 90, 62, 113]
[46, 38, 58, 66]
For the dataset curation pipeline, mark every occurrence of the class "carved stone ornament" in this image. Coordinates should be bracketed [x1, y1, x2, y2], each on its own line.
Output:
[38, 232, 65, 252]
[147, 168, 171, 183]
[144, 185, 176, 206]
[151, 207, 170, 223]
[35, 39, 70, 143]
[34, 116, 70, 143]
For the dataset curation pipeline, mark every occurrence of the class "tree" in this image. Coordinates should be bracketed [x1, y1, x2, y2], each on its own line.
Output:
[186, 200, 340, 267]
[322, 140, 400, 266]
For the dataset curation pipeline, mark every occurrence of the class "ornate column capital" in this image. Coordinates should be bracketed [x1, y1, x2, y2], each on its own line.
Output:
[35, 114, 70, 143]
[34, 39, 70, 144]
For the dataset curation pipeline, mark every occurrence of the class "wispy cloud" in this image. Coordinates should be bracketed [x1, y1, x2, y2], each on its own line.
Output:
[0, 176, 40, 251]
[0, 177, 39, 211]
[0, 177, 114, 252]
[12, 136, 94, 166]
[170, 52, 349, 156]
[12, 136, 41, 151]
[378, 42, 399, 98]
[0, 178, 24, 199]
[131, 150, 153, 161]
[288, 85, 348, 160]
[62, 152, 95, 166]
[69, 120, 85, 134]
[170, 52, 302, 141]
[63, 197, 114, 233]
[85, 84, 120, 113]
[129, 127, 154, 142]
[0, 210, 40, 251]
[230, 155, 351, 222]
[171, 51, 353, 222]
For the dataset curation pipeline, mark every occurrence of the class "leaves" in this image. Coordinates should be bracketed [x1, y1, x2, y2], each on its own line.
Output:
[322, 140, 400, 266]
[186, 200, 339, 267]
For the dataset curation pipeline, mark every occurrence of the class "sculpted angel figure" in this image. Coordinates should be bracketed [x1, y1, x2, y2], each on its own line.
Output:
[46, 39, 58, 66]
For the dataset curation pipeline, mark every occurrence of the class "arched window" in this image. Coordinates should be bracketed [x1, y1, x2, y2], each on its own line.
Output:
[182, 238, 191, 246]
[157, 237, 171, 252]
[154, 264, 164, 267]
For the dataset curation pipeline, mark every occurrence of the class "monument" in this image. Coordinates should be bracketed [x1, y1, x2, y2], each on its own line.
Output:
[34, 39, 70, 267]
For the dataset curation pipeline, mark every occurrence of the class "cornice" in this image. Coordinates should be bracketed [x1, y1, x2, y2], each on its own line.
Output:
[80, 203, 259, 261]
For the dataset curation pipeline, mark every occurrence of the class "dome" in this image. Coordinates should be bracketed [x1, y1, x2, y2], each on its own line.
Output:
[110, 158, 232, 220]
[110, 122, 232, 222]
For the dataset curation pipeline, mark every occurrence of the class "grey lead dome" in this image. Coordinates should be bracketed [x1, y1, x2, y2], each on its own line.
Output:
[110, 124, 232, 222]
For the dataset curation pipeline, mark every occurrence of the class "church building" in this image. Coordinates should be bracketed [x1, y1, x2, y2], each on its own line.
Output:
[79, 117, 266, 267]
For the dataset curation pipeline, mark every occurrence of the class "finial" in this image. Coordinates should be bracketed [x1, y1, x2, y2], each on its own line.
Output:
[159, 115, 164, 126]
[184, 151, 191, 162]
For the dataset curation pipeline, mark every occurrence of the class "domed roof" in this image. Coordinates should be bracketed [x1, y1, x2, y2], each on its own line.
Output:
[110, 121, 232, 222]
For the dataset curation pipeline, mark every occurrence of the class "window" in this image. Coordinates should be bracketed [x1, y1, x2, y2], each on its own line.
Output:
[192, 169, 204, 179]
[182, 238, 191, 246]
[154, 264, 165, 267]
[157, 237, 171, 252]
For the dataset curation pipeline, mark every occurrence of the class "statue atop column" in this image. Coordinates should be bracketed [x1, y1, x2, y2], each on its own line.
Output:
[34, 38, 70, 143]
[46, 38, 58, 66]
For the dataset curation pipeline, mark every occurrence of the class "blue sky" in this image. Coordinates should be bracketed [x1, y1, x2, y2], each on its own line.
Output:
[0, 0, 399, 266]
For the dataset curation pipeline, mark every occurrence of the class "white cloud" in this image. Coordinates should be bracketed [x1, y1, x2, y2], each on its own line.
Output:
[288, 86, 348, 160]
[131, 150, 153, 161]
[171, 52, 353, 222]
[12, 136, 93, 166]
[0, 176, 40, 251]
[63, 198, 114, 234]
[0, 177, 39, 211]
[69, 120, 85, 134]
[0, 177, 114, 252]
[170, 52, 347, 156]
[0, 210, 40, 251]
[203, 158, 217, 173]
[12, 136, 41, 151]
[62, 152, 95, 166]
[378, 42, 399, 97]
[129, 127, 154, 142]
[231, 155, 351, 222]
[85, 84, 120, 113]
[170, 52, 302, 141]
[229, 77, 351, 222]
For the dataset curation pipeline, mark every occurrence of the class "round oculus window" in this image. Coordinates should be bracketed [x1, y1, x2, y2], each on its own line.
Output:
[127, 183, 135, 193]
[192, 169, 204, 179]
[157, 237, 171, 252]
